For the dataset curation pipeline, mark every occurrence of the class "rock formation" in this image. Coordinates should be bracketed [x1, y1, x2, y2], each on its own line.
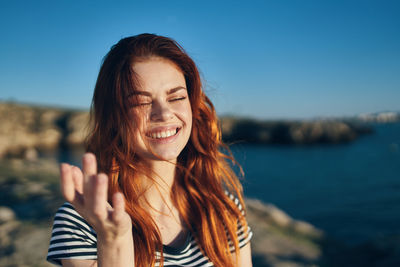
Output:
[0, 102, 88, 158]
[221, 117, 373, 145]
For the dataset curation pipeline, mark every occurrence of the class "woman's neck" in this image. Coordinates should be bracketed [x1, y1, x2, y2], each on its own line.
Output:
[140, 159, 177, 214]
[138, 159, 187, 244]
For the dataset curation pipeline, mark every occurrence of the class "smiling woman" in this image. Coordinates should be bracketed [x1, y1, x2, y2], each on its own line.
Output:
[46, 33, 252, 267]
[129, 58, 192, 162]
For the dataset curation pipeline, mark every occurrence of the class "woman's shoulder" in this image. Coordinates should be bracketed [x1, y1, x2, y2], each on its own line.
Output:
[53, 202, 96, 235]
[224, 190, 245, 214]
[223, 191, 253, 249]
[47, 203, 98, 265]
[50, 202, 97, 242]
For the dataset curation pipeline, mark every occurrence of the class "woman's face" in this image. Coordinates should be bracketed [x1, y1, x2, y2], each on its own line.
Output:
[128, 57, 192, 162]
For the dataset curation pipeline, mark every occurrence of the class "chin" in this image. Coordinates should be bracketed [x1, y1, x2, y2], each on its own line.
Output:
[152, 149, 182, 162]
[135, 146, 181, 162]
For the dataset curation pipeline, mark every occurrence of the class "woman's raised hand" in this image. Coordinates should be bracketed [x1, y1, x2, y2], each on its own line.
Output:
[60, 153, 133, 248]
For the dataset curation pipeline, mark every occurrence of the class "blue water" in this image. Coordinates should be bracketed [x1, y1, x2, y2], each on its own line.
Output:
[51, 123, 400, 245]
[231, 123, 400, 245]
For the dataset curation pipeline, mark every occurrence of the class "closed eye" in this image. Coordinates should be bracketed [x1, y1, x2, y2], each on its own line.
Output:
[129, 96, 186, 107]
[131, 102, 152, 107]
[169, 97, 186, 102]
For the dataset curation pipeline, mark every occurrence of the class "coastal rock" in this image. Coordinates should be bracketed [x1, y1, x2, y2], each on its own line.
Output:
[221, 117, 373, 145]
[66, 112, 90, 146]
[0, 158, 62, 267]
[246, 199, 292, 227]
[0, 207, 16, 223]
[0, 220, 53, 267]
[0, 207, 20, 257]
[246, 200, 322, 238]
[0, 102, 88, 158]
[246, 198, 324, 266]
[0, 103, 63, 155]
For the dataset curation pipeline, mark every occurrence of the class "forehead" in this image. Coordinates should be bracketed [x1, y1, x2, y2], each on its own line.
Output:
[132, 57, 186, 95]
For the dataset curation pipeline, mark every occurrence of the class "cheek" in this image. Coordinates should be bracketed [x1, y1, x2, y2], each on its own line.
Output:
[129, 110, 148, 142]
[180, 104, 192, 129]
[133, 108, 151, 122]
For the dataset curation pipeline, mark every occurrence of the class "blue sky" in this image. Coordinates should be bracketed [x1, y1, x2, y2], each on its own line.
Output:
[0, 0, 399, 119]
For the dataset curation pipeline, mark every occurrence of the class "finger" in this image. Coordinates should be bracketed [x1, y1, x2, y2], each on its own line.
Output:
[71, 166, 84, 194]
[92, 173, 109, 221]
[60, 163, 75, 203]
[82, 152, 97, 182]
[112, 192, 126, 224]
[82, 153, 97, 206]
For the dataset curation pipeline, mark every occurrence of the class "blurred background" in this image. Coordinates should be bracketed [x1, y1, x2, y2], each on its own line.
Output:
[0, 1, 399, 266]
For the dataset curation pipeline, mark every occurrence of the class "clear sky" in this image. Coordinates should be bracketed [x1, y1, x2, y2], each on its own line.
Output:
[0, 0, 399, 119]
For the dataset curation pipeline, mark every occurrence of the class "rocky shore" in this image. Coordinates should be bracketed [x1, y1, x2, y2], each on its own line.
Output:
[0, 102, 375, 159]
[1, 158, 400, 267]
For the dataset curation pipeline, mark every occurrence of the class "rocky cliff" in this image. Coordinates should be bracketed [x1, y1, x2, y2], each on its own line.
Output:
[0, 102, 89, 158]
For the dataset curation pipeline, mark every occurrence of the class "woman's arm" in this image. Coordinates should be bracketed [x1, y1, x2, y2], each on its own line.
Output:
[59, 153, 134, 267]
[239, 242, 253, 266]
[232, 242, 253, 267]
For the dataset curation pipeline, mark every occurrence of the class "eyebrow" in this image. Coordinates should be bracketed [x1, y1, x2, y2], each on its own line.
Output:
[129, 86, 187, 97]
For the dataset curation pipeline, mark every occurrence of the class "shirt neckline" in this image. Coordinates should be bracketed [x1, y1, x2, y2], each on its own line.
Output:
[162, 231, 192, 254]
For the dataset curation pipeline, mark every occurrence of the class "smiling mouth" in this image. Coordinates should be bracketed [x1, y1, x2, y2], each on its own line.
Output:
[146, 127, 181, 139]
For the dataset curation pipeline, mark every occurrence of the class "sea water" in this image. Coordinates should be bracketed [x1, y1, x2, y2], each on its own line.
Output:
[231, 122, 400, 245]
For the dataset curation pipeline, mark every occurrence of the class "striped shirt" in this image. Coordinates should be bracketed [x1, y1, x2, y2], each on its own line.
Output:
[47, 198, 252, 266]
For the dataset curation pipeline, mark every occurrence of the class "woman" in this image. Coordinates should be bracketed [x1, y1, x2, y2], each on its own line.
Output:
[47, 33, 252, 267]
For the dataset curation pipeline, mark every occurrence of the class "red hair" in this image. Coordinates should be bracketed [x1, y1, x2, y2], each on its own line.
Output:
[86, 33, 249, 267]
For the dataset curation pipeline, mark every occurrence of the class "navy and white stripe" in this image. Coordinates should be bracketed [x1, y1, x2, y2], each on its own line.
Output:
[47, 203, 97, 264]
[47, 198, 252, 266]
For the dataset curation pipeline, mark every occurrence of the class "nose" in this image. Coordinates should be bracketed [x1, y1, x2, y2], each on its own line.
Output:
[150, 100, 173, 121]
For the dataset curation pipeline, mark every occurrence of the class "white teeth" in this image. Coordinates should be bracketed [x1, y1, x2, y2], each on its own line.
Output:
[148, 128, 178, 139]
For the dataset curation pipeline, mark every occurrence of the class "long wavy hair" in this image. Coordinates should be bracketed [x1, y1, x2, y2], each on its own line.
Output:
[86, 33, 249, 267]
